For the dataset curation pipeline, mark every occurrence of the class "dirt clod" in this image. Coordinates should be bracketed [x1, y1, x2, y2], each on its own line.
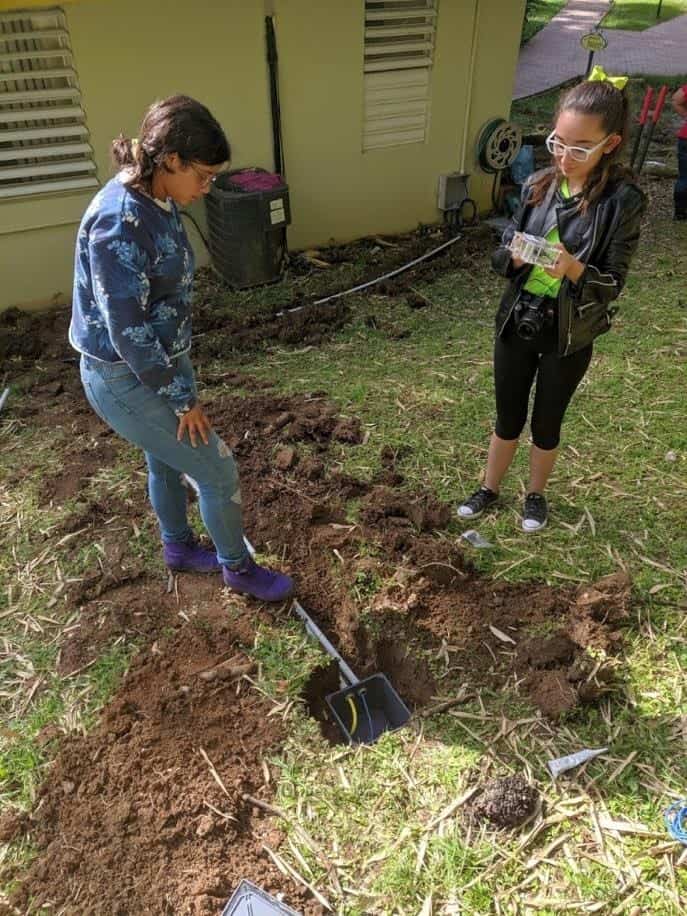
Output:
[359, 486, 452, 532]
[274, 446, 299, 470]
[467, 775, 539, 829]
[332, 417, 363, 444]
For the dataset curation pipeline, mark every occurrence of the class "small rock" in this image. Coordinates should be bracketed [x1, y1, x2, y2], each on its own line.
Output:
[195, 815, 215, 838]
[665, 450, 677, 462]
[266, 411, 294, 435]
[299, 457, 325, 480]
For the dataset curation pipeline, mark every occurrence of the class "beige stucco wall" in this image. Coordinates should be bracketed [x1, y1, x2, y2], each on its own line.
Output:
[276, 0, 525, 246]
[0, 0, 524, 311]
[0, 0, 273, 310]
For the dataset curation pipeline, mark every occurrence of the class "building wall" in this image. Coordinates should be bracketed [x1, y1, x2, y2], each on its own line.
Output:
[0, 0, 525, 311]
[1, 0, 273, 310]
[275, 0, 525, 246]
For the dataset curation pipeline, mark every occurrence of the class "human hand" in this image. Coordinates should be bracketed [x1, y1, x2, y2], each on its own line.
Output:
[544, 243, 584, 282]
[511, 255, 526, 269]
[177, 404, 212, 447]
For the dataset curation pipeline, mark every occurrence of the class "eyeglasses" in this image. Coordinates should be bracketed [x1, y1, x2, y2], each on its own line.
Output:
[545, 131, 610, 163]
[189, 163, 217, 187]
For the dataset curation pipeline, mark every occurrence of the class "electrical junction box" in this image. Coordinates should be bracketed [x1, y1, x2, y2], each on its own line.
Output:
[437, 171, 470, 212]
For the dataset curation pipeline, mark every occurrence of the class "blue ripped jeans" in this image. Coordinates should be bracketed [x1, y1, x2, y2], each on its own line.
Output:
[80, 353, 249, 568]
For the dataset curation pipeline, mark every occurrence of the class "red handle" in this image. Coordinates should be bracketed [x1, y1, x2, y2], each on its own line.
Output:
[652, 85, 668, 123]
[639, 86, 654, 125]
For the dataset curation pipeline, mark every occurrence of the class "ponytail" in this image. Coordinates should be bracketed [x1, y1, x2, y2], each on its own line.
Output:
[111, 134, 156, 190]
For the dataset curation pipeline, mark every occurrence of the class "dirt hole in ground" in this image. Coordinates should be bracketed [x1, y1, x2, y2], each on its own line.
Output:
[301, 661, 344, 744]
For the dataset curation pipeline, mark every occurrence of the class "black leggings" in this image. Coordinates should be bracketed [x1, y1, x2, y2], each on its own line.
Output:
[494, 332, 593, 450]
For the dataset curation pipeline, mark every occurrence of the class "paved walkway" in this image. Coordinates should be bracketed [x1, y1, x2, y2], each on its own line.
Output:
[514, 0, 687, 99]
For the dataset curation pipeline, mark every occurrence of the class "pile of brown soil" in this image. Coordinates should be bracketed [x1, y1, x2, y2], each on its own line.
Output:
[9, 602, 321, 915]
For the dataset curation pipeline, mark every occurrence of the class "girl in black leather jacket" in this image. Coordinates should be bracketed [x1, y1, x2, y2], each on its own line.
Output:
[458, 70, 646, 532]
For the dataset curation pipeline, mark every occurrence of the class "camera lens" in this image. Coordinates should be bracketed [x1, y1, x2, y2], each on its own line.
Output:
[517, 318, 538, 340]
[516, 303, 544, 340]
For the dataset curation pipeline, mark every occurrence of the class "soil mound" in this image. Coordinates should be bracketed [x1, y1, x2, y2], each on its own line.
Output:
[467, 775, 539, 829]
[12, 613, 322, 916]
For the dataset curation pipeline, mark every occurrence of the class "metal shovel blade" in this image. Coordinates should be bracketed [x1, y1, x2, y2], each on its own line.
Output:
[326, 673, 411, 745]
[222, 878, 301, 916]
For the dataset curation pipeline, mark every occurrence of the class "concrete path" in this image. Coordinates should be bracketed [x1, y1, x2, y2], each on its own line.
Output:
[514, 0, 687, 99]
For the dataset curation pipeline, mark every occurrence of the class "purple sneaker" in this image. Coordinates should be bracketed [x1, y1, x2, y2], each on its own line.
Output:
[163, 537, 220, 574]
[222, 556, 294, 602]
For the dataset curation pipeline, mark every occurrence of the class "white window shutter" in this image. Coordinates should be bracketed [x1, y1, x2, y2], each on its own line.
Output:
[0, 8, 98, 200]
[363, 0, 438, 151]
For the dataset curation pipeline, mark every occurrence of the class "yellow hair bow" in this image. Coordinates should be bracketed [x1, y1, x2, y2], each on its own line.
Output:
[587, 65, 628, 90]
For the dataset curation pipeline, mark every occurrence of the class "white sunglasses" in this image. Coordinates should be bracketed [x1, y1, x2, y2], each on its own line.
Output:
[545, 130, 611, 163]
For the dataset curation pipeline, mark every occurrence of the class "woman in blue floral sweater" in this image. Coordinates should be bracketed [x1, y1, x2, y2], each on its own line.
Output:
[70, 95, 292, 602]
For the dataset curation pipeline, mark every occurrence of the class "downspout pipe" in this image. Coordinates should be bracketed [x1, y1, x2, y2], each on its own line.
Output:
[265, 15, 284, 176]
[459, 0, 480, 173]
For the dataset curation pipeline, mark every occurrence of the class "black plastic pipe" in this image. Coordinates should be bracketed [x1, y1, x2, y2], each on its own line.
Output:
[265, 16, 284, 176]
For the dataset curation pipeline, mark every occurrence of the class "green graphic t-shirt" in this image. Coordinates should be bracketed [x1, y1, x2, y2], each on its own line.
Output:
[523, 179, 570, 299]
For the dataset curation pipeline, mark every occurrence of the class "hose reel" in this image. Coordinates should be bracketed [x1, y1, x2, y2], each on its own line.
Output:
[477, 118, 523, 173]
[476, 117, 523, 212]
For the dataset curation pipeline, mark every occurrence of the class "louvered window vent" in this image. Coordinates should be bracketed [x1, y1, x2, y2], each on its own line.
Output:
[0, 7, 98, 200]
[363, 0, 438, 151]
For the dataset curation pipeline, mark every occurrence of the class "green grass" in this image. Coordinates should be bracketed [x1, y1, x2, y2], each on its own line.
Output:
[512, 73, 687, 133]
[521, 0, 567, 45]
[231, 188, 687, 911]
[602, 0, 687, 30]
[252, 620, 328, 700]
[2, 176, 687, 912]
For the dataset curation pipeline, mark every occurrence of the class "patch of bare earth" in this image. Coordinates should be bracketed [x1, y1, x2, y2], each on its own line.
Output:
[5, 348, 632, 913]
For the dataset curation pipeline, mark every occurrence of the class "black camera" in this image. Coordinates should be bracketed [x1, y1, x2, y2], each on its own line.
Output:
[515, 293, 552, 341]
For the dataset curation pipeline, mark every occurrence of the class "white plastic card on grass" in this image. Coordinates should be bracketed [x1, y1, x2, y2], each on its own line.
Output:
[461, 529, 493, 548]
[547, 746, 609, 778]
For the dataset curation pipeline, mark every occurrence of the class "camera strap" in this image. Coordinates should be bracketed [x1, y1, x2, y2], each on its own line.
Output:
[528, 176, 559, 237]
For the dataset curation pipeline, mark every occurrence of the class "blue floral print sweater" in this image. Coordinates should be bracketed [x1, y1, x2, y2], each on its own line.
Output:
[70, 175, 196, 415]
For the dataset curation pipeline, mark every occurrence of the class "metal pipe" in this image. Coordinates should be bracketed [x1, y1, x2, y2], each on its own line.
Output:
[291, 600, 359, 686]
[265, 16, 284, 176]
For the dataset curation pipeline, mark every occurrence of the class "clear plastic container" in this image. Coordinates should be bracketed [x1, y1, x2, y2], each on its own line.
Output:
[508, 231, 559, 268]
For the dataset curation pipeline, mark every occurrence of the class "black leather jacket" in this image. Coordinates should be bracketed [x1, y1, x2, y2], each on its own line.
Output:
[492, 168, 646, 355]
